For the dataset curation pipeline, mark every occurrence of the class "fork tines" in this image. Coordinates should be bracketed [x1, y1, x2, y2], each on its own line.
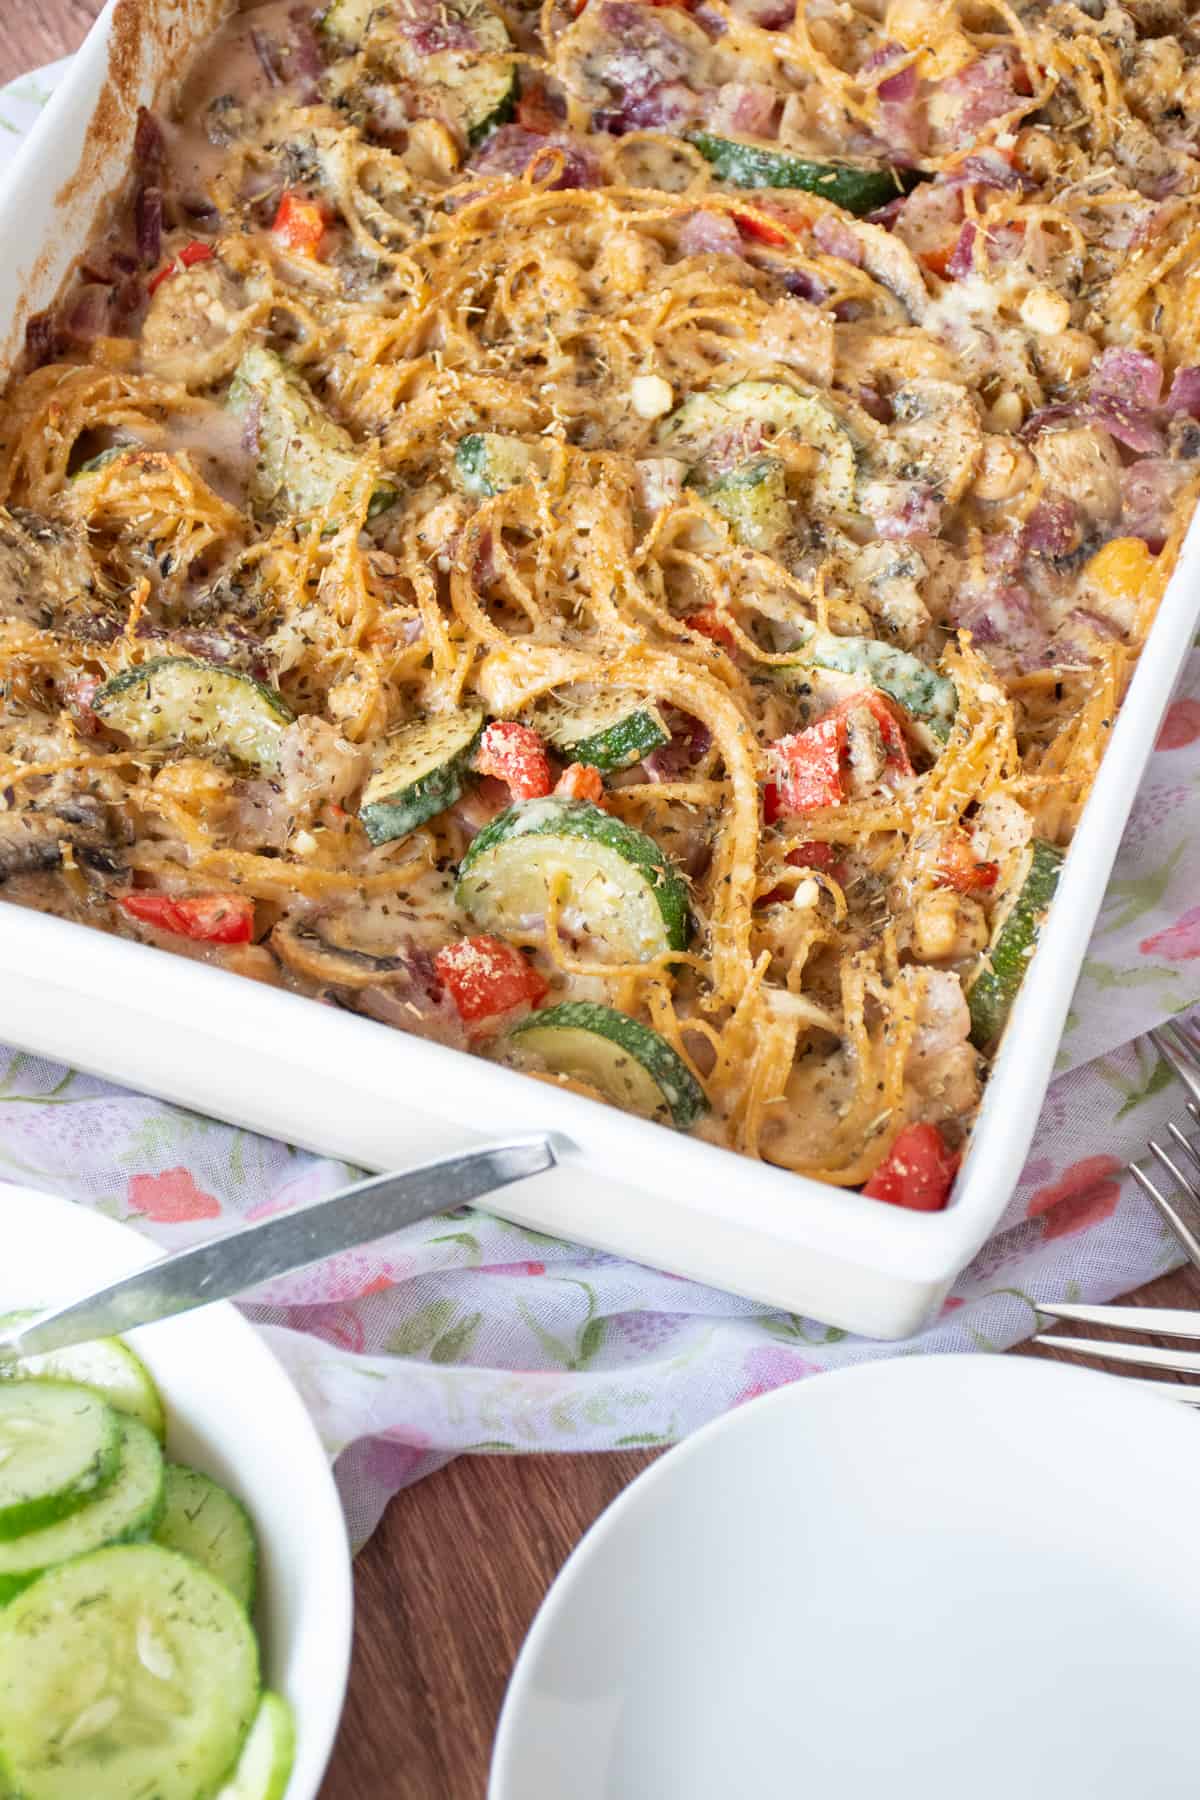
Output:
[1029, 1020, 1200, 1400]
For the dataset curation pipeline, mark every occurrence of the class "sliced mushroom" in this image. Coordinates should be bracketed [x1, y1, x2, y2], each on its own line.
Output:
[0, 809, 123, 884]
[270, 915, 413, 989]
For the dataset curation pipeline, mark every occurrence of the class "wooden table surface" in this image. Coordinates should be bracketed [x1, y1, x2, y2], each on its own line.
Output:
[7, 10, 1200, 1796]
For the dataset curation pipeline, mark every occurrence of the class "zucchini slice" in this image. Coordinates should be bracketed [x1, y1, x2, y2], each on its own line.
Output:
[783, 632, 958, 744]
[687, 132, 908, 214]
[0, 1418, 164, 1604]
[359, 706, 484, 844]
[0, 1384, 120, 1542]
[92, 656, 294, 772]
[0, 1329, 165, 1442]
[454, 433, 536, 498]
[456, 796, 690, 962]
[512, 1000, 708, 1128]
[967, 840, 1064, 1049]
[155, 1464, 258, 1613]
[228, 346, 396, 521]
[700, 455, 791, 552]
[216, 1691, 296, 1800]
[531, 693, 670, 772]
[0, 1543, 259, 1800]
[657, 380, 857, 513]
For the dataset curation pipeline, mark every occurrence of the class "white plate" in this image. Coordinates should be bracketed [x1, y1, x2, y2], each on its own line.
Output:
[492, 1355, 1200, 1799]
[0, 1181, 352, 1800]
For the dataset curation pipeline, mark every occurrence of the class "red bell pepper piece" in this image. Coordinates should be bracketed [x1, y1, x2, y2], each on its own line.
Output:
[685, 611, 736, 652]
[435, 934, 548, 1028]
[554, 762, 605, 805]
[147, 240, 216, 296]
[515, 84, 561, 133]
[474, 720, 553, 801]
[767, 715, 846, 815]
[863, 1123, 960, 1212]
[121, 891, 255, 944]
[271, 192, 328, 257]
[935, 830, 999, 895]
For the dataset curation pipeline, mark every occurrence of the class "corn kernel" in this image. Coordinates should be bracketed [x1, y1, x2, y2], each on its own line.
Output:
[1085, 536, 1155, 603]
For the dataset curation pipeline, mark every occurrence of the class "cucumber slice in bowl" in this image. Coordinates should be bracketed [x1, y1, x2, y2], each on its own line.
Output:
[0, 1384, 120, 1542]
[216, 1691, 295, 1800]
[0, 1543, 259, 1800]
[686, 132, 910, 214]
[0, 1322, 166, 1442]
[92, 657, 294, 773]
[967, 840, 1064, 1050]
[155, 1464, 258, 1612]
[0, 1418, 164, 1604]
[512, 1001, 708, 1128]
[359, 706, 484, 845]
[456, 797, 691, 962]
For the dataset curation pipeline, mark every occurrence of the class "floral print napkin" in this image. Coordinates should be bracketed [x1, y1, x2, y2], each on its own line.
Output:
[2, 64, 1199, 1548]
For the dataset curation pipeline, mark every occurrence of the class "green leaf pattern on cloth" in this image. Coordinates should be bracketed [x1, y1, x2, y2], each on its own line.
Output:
[4, 63, 1200, 1550]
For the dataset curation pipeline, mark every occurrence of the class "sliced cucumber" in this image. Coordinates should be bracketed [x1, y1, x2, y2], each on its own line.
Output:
[216, 1691, 296, 1800]
[531, 693, 670, 772]
[0, 1418, 164, 1603]
[457, 796, 690, 962]
[700, 455, 791, 552]
[967, 840, 1064, 1050]
[92, 656, 294, 772]
[782, 632, 958, 744]
[359, 706, 484, 844]
[155, 1464, 258, 1613]
[228, 346, 396, 521]
[512, 1000, 708, 1128]
[0, 1323, 166, 1442]
[0, 1543, 259, 1800]
[0, 1384, 120, 1542]
[687, 132, 908, 214]
[657, 380, 857, 513]
[454, 433, 536, 498]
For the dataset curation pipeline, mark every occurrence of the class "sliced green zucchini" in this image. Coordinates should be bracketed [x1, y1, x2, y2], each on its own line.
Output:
[531, 693, 670, 772]
[0, 1543, 259, 1800]
[155, 1464, 258, 1613]
[700, 455, 791, 552]
[512, 1000, 708, 1128]
[454, 433, 536, 499]
[359, 706, 484, 844]
[216, 1691, 296, 1800]
[0, 1384, 120, 1542]
[228, 346, 396, 521]
[687, 132, 908, 214]
[457, 796, 690, 962]
[967, 840, 1064, 1050]
[70, 445, 139, 482]
[782, 632, 958, 744]
[0, 1418, 164, 1604]
[657, 380, 857, 513]
[0, 1320, 166, 1442]
[92, 656, 294, 772]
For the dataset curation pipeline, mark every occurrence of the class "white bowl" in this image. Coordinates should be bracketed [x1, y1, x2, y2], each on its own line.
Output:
[493, 1354, 1200, 1799]
[0, 1179, 352, 1800]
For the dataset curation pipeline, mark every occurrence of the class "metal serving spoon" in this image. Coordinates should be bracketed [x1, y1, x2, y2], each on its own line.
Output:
[0, 1136, 556, 1360]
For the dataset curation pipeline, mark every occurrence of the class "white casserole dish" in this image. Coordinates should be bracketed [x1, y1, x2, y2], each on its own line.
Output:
[0, 0, 1196, 1340]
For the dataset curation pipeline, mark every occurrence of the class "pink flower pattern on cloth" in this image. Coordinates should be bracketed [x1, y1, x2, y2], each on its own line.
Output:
[3, 71, 1200, 1549]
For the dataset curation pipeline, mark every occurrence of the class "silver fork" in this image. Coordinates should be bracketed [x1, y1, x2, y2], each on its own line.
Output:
[1033, 1018, 1200, 1403]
